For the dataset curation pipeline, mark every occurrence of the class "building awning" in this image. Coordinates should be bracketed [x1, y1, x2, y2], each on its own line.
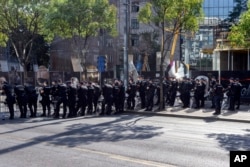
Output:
[71, 57, 83, 72]
[86, 65, 98, 73]
[202, 48, 214, 54]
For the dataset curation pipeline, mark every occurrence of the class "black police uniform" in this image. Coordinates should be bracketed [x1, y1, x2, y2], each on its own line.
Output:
[54, 83, 68, 118]
[14, 84, 28, 118]
[145, 82, 156, 111]
[76, 83, 88, 116]
[209, 78, 217, 108]
[137, 80, 146, 109]
[93, 84, 101, 113]
[169, 79, 178, 106]
[2, 82, 15, 119]
[234, 80, 242, 109]
[25, 85, 38, 117]
[101, 83, 113, 115]
[194, 81, 203, 109]
[118, 82, 125, 113]
[213, 83, 224, 115]
[40, 85, 51, 117]
[67, 83, 78, 117]
[227, 81, 236, 111]
[113, 82, 121, 113]
[179, 79, 193, 108]
[87, 83, 94, 114]
[126, 82, 136, 110]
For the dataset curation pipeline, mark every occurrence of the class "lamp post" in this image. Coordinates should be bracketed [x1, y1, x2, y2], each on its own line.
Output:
[123, 0, 129, 89]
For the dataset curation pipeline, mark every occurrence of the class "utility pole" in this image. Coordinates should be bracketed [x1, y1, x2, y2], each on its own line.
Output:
[123, 0, 129, 89]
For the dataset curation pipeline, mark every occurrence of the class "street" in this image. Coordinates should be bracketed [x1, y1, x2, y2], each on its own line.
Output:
[0, 114, 249, 167]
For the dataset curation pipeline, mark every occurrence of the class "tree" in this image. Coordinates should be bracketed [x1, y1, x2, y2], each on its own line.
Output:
[0, 0, 50, 78]
[43, 0, 117, 79]
[226, 0, 248, 24]
[228, 1, 250, 47]
[138, 0, 203, 110]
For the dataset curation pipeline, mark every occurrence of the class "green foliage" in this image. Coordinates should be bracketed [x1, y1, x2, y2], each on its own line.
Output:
[138, 0, 203, 32]
[226, 0, 248, 24]
[0, 0, 50, 45]
[43, 0, 117, 42]
[228, 0, 250, 47]
[0, 0, 50, 72]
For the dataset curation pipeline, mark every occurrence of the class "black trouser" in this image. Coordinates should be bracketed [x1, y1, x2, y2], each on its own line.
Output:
[68, 98, 77, 117]
[194, 95, 200, 108]
[228, 95, 235, 110]
[127, 95, 135, 109]
[118, 97, 125, 112]
[146, 95, 154, 110]
[169, 91, 177, 106]
[55, 97, 67, 118]
[211, 95, 215, 107]
[101, 97, 113, 115]
[234, 95, 241, 109]
[27, 96, 38, 117]
[93, 96, 99, 113]
[180, 92, 190, 107]
[41, 98, 51, 116]
[214, 95, 222, 113]
[76, 98, 87, 116]
[139, 92, 146, 109]
[6, 96, 15, 119]
[17, 97, 27, 118]
[87, 97, 93, 114]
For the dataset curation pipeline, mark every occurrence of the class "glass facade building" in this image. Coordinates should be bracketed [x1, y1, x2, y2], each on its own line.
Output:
[183, 0, 237, 71]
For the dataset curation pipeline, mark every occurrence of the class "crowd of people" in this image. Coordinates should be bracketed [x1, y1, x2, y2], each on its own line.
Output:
[0, 75, 243, 120]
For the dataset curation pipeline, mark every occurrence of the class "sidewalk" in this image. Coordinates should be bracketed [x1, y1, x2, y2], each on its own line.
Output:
[125, 102, 250, 123]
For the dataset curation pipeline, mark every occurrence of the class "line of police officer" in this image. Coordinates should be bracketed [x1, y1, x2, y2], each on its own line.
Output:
[1, 81, 38, 119]
[0, 75, 243, 120]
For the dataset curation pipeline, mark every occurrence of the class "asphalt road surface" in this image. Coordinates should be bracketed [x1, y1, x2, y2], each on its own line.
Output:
[0, 114, 249, 167]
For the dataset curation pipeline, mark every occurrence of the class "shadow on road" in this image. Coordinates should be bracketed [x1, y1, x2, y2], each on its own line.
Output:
[207, 129, 250, 151]
[0, 114, 163, 155]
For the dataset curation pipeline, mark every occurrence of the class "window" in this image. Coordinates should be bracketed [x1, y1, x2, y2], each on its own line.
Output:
[131, 2, 139, 13]
[131, 34, 139, 46]
[131, 18, 139, 29]
[106, 39, 113, 47]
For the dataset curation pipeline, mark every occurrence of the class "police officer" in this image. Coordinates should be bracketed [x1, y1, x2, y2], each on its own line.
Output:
[50, 80, 58, 117]
[234, 78, 242, 109]
[101, 81, 113, 115]
[118, 80, 125, 113]
[169, 77, 178, 107]
[25, 83, 38, 117]
[212, 80, 224, 115]
[137, 76, 146, 109]
[163, 78, 171, 106]
[226, 77, 236, 111]
[179, 77, 193, 108]
[113, 80, 121, 114]
[93, 82, 101, 114]
[209, 76, 217, 108]
[39, 81, 51, 117]
[87, 82, 94, 114]
[14, 83, 28, 118]
[200, 78, 207, 108]
[1, 80, 15, 120]
[194, 79, 203, 109]
[76, 81, 88, 116]
[155, 83, 161, 105]
[54, 79, 68, 119]
[145, 79, 156, 111]
[126, 79, 136, 110]
[67, 77, 78, 117]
